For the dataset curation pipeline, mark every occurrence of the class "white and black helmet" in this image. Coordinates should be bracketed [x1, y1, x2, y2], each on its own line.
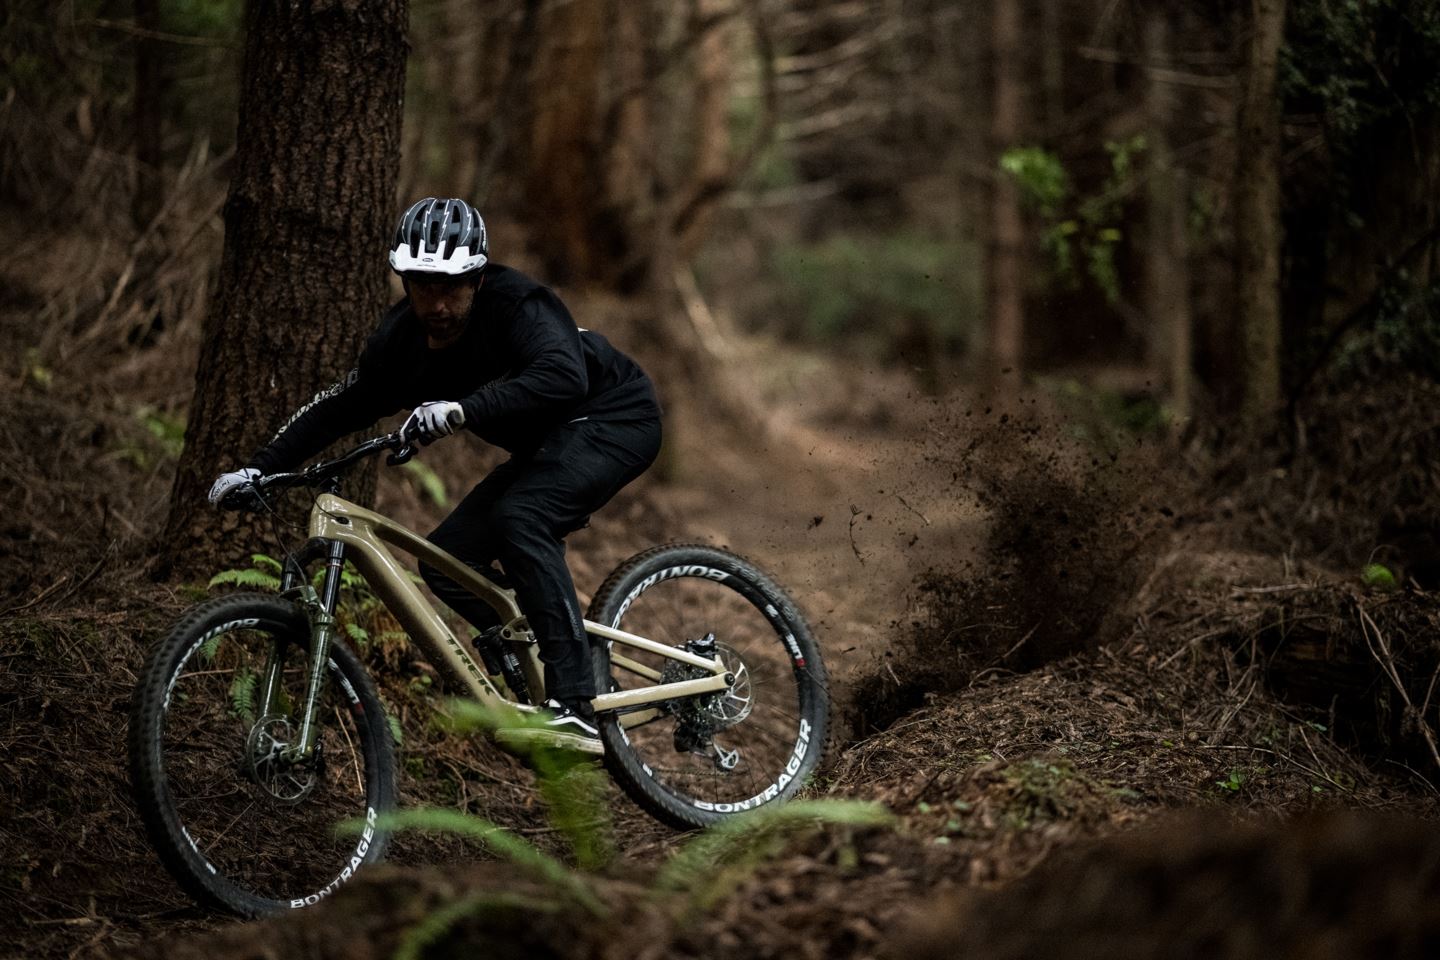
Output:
[389, 197, 488, 276]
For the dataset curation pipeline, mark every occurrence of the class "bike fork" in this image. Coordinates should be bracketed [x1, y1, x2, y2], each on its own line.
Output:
[262, 540, 345, 763]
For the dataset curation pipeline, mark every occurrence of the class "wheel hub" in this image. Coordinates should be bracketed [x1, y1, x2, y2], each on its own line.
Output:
[662, 634, 753, 758]
[245, 715, 320, 803]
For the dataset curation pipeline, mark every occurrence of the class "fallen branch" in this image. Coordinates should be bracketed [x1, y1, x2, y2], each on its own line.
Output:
[848, 505, 866, 565]
[1357, 601, 1440, 775]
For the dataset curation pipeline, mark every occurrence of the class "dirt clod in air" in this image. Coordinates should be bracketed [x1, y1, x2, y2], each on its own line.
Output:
[848, 409, 1174, 737]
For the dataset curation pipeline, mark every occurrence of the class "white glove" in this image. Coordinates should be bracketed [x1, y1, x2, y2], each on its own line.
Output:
[401, 401, 465, 443]
[208, 467, 260, 506]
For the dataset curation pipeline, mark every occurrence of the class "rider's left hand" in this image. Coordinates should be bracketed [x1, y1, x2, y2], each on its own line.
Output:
[401, 401, 465, 443]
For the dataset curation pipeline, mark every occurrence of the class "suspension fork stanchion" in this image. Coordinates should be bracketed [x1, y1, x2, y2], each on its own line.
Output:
[290, 540, 345, 761]
[256, 641, 287, 720]
[258, 555, 311, 718]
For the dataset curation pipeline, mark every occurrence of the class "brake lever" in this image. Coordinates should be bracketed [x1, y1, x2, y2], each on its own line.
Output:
[386, 442, 418, 466]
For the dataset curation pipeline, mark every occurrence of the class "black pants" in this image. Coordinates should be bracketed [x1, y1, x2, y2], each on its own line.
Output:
[419, 417, 661, 703]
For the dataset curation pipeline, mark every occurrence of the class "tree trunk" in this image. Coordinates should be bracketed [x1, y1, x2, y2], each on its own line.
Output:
[1143, 10, 1193, 424]
[526, 0, 612, 286]
[673, 0, 734, 260]
[987, 0, 1026, 387]
[131, 0, 163, 230]
[474, 0, 544, 206]
[1038, 0, 1064, 137]
[441, 0, 484, 200]
[159, 0, 408, 577]
[1234, 0, 1287, 430]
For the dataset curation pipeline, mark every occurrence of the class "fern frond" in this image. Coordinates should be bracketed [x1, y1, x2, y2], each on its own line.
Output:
[655, 799, 893, 909]
[229, 667, 258, 723]
[208, 568, 281, 591]
[347, 807, 608, 917]
[402, 459, 449, 506]
[250, 553, 283, 574]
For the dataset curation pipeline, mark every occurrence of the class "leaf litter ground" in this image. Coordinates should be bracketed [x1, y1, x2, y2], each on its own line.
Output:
[5, 332, 1440, 959]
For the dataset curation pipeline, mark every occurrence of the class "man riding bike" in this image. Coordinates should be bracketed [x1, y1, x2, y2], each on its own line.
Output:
[207, 197, 663, 752]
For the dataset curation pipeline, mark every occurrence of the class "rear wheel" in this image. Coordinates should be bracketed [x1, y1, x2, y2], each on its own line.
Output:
[129, 593, 396, 916]
[587, 544, 829, 828]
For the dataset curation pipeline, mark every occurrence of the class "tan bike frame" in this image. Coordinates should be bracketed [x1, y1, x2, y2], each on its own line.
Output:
[306, 493, 732, 724]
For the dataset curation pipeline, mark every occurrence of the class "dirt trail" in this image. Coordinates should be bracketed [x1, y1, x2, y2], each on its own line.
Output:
[640, 351, 985, 699]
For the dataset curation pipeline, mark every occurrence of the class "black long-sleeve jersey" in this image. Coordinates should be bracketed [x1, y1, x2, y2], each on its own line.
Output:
[245, 263, 660, 474]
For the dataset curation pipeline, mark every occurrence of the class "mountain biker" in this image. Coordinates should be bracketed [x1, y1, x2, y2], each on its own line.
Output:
[207, 197, 663, 751]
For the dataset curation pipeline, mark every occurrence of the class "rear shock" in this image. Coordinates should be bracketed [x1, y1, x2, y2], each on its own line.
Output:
[472, 626, 532, 704]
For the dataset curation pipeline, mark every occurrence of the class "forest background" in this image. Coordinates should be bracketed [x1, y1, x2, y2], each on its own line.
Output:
[4, 0, 1440, 957]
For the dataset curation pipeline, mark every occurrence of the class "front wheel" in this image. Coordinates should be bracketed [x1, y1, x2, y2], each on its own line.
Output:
[587, 544, 830, 828]
[128, 593, 396, 916]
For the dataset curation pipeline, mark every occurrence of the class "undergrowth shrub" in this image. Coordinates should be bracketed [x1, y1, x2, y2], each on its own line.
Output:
[349, 699, 892, 959]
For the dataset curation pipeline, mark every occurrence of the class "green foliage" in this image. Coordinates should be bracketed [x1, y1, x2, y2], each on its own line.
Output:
[1000, 147, 1068, 218]
[21, 349, 51, 390]
[199, 632, 224, 662]
[229, 667, 257, 723]
[1333, 278, 1440, 381]
[1283, 0, 1440, 147]
[209, 566, 281, 591]
[402, 459, 449, 507]
[766, 230, 981, 355]
[1362, 563, 1398, 591]
[1215, 769, 1247, 793]
[444, 698, 614, 870]
[333, 561, 410, 656]
[1000, 138, 1145, 305]
[362, 695, 893, 951]
[137, 406, 186, 459]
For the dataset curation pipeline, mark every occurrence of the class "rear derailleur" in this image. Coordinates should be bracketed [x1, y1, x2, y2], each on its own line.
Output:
[661, 633, 742, 772]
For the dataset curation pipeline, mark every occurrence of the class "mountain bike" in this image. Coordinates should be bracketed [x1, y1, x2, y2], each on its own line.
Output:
[128, 430, 829, 916]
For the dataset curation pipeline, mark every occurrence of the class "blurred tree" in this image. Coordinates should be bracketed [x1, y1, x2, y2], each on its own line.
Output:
[1233, 0, 1286, 430]
[131, 0, 164, 230]
[988, 0, 1027, 385]
[1142, 7, 1192, 423]
[159, 0, 408, 574]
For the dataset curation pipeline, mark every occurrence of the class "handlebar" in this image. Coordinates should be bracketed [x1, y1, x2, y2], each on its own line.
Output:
[220, 431, 418, 511]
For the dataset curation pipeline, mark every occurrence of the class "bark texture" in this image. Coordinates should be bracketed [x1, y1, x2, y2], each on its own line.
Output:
[160, 0, 408, 576]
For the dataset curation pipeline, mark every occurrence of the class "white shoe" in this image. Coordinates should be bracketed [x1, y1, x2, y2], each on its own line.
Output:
[495, 698, 603, 756]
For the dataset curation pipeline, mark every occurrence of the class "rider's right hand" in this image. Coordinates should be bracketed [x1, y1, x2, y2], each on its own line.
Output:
[208, 467, 260, 507]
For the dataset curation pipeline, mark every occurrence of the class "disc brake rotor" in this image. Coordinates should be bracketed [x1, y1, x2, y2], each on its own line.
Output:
[245, 715, 319, 804]
[708, 641, 754, 727]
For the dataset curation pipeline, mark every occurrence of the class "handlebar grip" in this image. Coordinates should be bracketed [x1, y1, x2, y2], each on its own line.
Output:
[218, 485, 261, 511]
